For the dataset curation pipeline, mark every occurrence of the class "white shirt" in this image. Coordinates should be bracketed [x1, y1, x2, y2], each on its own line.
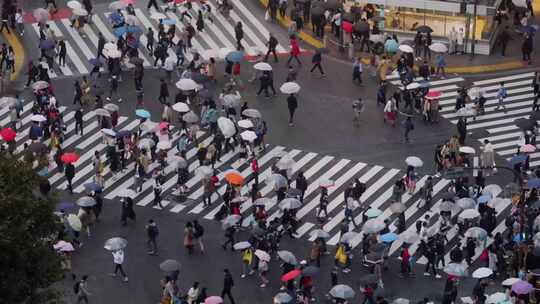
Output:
[112, 250, 124, 264]
[15, 13, 23, 24]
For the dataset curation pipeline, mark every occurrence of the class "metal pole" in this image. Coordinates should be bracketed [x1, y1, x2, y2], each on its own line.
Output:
[470, 0, 478, 59]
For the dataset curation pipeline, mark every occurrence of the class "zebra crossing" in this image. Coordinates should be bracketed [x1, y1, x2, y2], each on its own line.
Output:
[0, 99, 514, 266]
[27, 0, 286, 78]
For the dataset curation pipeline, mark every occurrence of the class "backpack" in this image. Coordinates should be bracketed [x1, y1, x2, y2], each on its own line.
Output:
[194, 223, 204, 237]
[73, 281, 80, 294]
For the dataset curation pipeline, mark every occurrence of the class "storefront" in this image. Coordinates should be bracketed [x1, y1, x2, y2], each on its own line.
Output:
[343, 0, 498, 54]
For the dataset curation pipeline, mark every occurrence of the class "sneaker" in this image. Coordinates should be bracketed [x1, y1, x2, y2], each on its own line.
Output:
[260, 283, 266, 288]
[424, 272, 430, 276]
[342, 268, 351, 273]
[241, 274, 246, 278]
[435, 274, 442, 279]
[124, 277, 129, 282]
[248, 270, 255, 275]
[109, 273, 117, 277]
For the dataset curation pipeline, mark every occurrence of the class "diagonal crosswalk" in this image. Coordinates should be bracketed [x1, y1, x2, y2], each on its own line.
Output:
[26, 1, 287, 78]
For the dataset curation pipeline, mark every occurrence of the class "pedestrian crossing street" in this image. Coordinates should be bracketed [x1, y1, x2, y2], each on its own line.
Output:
[27, 0, 286, 78]
[1, 101, 515, 267]
[387, 71, 540, 166]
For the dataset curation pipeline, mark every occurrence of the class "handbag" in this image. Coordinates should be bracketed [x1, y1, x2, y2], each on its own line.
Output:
[265, 10, 270, 21]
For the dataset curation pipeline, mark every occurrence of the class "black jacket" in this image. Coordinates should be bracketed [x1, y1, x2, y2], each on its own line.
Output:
[223, 273, 234, 291]
[287, 95, 297, 110]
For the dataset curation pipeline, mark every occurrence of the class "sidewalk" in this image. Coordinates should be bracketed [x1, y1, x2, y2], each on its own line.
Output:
[0, 29, 25, 82]
[258, 0, 539, 74]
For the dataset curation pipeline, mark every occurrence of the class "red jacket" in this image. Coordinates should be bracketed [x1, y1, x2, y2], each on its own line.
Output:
[251, 159, 259, 173]
[290, 38, 300, 56]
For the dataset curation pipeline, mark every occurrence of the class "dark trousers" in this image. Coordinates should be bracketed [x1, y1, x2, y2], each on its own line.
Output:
[287, 54, 301, 65]
[222, 235, 234, 249]
[236, 38, 242, 50]
[147, 0, 159, 10]
[58, 53, 66, 66]
[458, 132, 466, 145]
[288, 108, 295, 123]
[221, 289, 236, 304]
[501, 42, 507, 56]
[26, 75, 36, 87]
[75, 121, 83, 135]
[66, 177, 73, 193]
[310, 62, 324, 75]
[257, 84, 269, 97]
[0, 21, 10, 34]
[114, 263, 127, 277]
[265, 48, 278, 62]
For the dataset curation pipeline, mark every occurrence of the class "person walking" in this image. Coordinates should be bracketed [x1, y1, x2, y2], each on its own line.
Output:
[65, 163, 75, 193]
[75, 108, 84, 136]
[234, 22, 243, 50]
[74, 275, 91, 303]
[256, 71, 271, 98]
[287, 93, 297, 126]
[352, 98, 364, 126]
[287, 35, 301, 66]
[296, 171, 308, 202]
[184, 221, 195, 254]
[57, 40, 67, 67]
[97, 32, 105, 59]
[145, 219, 159, 255]
[110, 249, 129, 282]
[158, 78, 169, 104]
[457, 117, 467, 145]
[222, 226, 235, 250]
[147, 0, 160, 11]
[317, 187, 329, 219]
[120, 197, 136, 226]
[522, 33, 533, 65]
[221, 269, 236, 304]
[265, 33, 279, 62]
[402, 116, 414, 143]
[498, 26, 510, 56]
[196, 10, 204, 32]
[352, 57, 363, 84]
[193, 220, 205, 253]
[495, 81, 507, 111]
[310, 50, 325, 77]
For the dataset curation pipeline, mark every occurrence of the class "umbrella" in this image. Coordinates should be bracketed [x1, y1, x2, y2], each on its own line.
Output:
[101, 128, 116, 137]
[77, 196, 96, 207]
[0, 96, 16, 107]
[73, 8, 88, 16]
[456, 197, 476, 209]
[319, 179, 335, 188]
[465, 227, 488, 239]
[390, 202, 406, 213]
[109, 1, 127, 10]
[67, 0, 83, 9]
[105, 49, 122, 58]
[182, 111, 199, 123]
[159, 259, 181, 272]
[477, 194, 492, 204]
[515, 118, 534, 130]
[104, 103, 119, 112]
[32, 80, 49, 91]
[176, 78, 199, 91]
[33, 8, 50, 22]
[242, 109, 262, 118]
[157, 141, 172, 150]
[444, 263, 468, 276]
[240, 130, 257, 142]
[119, 189, 136, 199]
[380, 232, 398, 243]
[53, 240, 75, 252]
[281, 269, 302, 282]
[310, 229, 330, 239]
[226, 51, 244, 62]
[363, 219, 385, 233]
[67, 214, 82, 231]
[354, 21, 370, 33]
[302, 266, 319, 276]
[488, 197, 508, 208]
[28, 142, 47, 154]
[399, 231, 419, 244]
[522, 144, 536, 153]
[429, 42, 448, 53]
[61, 152, 80, 164]
[254, 249, 271, 262]
[0, 127, 16, 141]
[340, 231, 358, 243]
[279, 198, 302, 210]
[416, 25, 433, 33]
[342, 20, 353, 33]
[222, 214, 242, 229]
[509, 154, 528, 165]
[233, 241, 251, 250]
[104, 237, 128, 251]
[512, 281, 533, 295]
[459, 146, 476, 154]
[360, 274, 379, 285]
[222, 93, 241, 108]
[398, 44, 414, 53]
[518, 25, 536, 35]
[472, 267, 493, 279]
[287, 188, 303, 198]
[136, 109, 151, 119]
[161, 18, 176, 25]
[30, 114, 47, 122]
[39, 39, 55, 50]
[94, 108, 111, 117]
[267, 173, 288, 190]
[83, 182, 103, 193]
[502, 277, 520, 286]
[280, 82, 301, 94]
[237, 119, 254, 129]
[329, 284, 355, 299]
[217, 117, 235, 137]
[273, 293, 293, 304]
[104, 42, 118, 50]
[138, 138, 155, 149]
[205, 296, 223, 304]
[393, 299, 410, 304]
[405, 156, 423, 167]
[406, 82, 421, 90]
[528, 178, 540, 188]
[365, 208, 383, 218]
[385, 39, 399, 53]
[426, 90, 442, 99]
[487, 292, 507, 304]
[278, 250, 297, 265]
[172, 102, 190, 112]
[225, 172, 244, 185]
[196, 166, 213, 178]
[439, 200, 455, 212]
[150, 12, 167, 20]
[454, 107, 475, 117]
[173, 156, 188, 169]
[459, 209, 480, 219]
[276, 156, 295, 171]
[253, 62, 272, 71]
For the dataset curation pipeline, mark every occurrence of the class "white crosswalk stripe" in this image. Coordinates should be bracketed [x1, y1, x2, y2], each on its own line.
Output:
[26, 1, 287, 77]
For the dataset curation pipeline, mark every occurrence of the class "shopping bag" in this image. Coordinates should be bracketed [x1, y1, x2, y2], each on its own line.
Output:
[265, 10, 270, 21]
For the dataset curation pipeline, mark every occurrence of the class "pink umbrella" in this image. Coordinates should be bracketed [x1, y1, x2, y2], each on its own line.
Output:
[159, 121, 169, 130]
[53, 240, 75, 252]
[512, 280, 533, 295]
[426, 91, 442, 99]
[204, 296, 223, 304]
[521, 144, 536, 153]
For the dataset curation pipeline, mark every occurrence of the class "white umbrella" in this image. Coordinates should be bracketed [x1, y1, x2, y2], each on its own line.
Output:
[119, 188, 136, 198]
[33, 8, 50, 22]
[502, 277, 520, 286]
[233, 241, 251, 250]
[105, 49, 122, 59]
[172, 102, 190, 112]
[242, 109, 261, 118]
[104, 103, 119, 112]
[240, 130, 257, 142]
[109, 1, 128, 10]
[405, 156, 423, 167]
[182, 111, 199, 123]
[253, 62, 273, 71]
[399, 231, 419, 244]
[124, 14, 140, 26]
[398, 44, 414, 53]
[472, 267, 493, 279]
[0, 96, 16, 108]
[138, 138, 155, 149]
[67, 214, 82, 231]
[222, 92, 241, 108]
[468, 87, 485, 99]
[157, 141, 172, 150]
[67, 0, 83, 9]
[406, 82, 420, 90]
[217, 117, 235, 138]
[276, 155, 295, 170]
[176, 78, 198, 91]
[279, 198, 302, 210]
[444, 263, 468, 276]
[72, 8, 89, 16]
[100, 128, 116, 137]
[512, 0, 528, 7]
[459, 209, 480, 219]
[237, 119, 254, 129]
[429, 42, 448, 53]
[456, 107, 476, 117]
[319, 179, 335, 188]
[310, 229, 330, 239]
[459, 146, 476, 154]
[32, 80, 50, 90]
[456, 197, 476, 209]
[104, 237, 128, 251]
[340, 231, 358, 243]
[465, 227, 488, 239]
[266, 173, 288, 190]
[487, 197, 508, 208]
[30, 114, 47, 122]
[362, 219, 385, 233]
[196, 166, 213, 178]
[280, 82, 301, 94]
[393, 299, 410, 304]
[254, 249, 271, 262]
[150, 12, 167, 20]
[104, 42, 118, 51]
[94, 108, 111, 117]
[486, 292, 507, 304]
[483, 184, 502, 196]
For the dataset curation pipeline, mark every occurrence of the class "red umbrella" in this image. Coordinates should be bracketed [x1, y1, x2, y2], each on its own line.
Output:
[61, 152, 80, 164]
[426, 91, 442, 99]
[342, 21, 353, 33]
[0, 127, 16, 141]
[281, 269, 302, 282]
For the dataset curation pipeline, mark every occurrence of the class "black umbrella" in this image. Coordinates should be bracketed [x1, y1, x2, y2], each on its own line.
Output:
[439, 191, 456, 201]
[354, 21, 369, 33]
[530, 111, 540, 122]
[359, 274, 379, 285]
[372, 16, 386, 22]
[190, 73, 209, 84]
[400, 40, 415, 46]
[28, 142, 47, 154]
[302, 266, 320, 276]
[311, 6, 324, 17]
[198, 89, 213, 99]
[515, 117, 535, 130]
[342, 12, 355, 22]
[416, 25, 433, 33]
[323, 0, 340, 10]
[129, 56, 144, 65]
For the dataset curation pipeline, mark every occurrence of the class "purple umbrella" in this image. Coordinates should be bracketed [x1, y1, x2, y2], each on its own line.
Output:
[57, 202, 77, 211]
[512, 280, 533, 295]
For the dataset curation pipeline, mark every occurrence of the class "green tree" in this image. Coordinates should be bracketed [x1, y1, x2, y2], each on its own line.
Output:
[0, 154, 63, 303]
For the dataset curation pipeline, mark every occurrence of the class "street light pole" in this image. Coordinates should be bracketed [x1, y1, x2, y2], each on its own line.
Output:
[470, 0, 478, 59]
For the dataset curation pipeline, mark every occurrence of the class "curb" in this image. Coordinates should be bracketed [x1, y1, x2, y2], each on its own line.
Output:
[257, 0, 527, 74]
[2, 31, 25, 82]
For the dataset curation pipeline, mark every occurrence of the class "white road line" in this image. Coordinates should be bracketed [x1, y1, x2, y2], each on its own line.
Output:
[60, 19, 95, 60]
[76, 117, 128, 150]
[134, 9, 176, 59]
[473, 72, 535, 86]
[92, 14, 117, 41]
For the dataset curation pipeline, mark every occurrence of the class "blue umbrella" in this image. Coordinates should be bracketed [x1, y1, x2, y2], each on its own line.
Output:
[528, 178, 540, 189]
[385, 39, 398, 53]
[89, 58, 103, 66]
[509, 154, 527, 165]
[116, 130, 131, 138]
[39, 39, 55, 49]
[114, 26, 128, 37]
[418, 80, 430, 88]
[136, 109, 151, 118]
[380, 232, 398, 243]
[126, 25, 143, 34]
[57, 201, 77, 211]
[477, 194, 491, 204]
[226, 51, 244, 62]
[37, 167, 48, 176]
[518, 25, 536, 35]
[83, 182, 103, 192]
[162, 18, 176, 25]
[110, 11, 123, 24]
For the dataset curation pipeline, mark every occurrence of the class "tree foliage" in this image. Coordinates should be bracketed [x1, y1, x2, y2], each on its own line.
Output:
[0, 154, 63, 303]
